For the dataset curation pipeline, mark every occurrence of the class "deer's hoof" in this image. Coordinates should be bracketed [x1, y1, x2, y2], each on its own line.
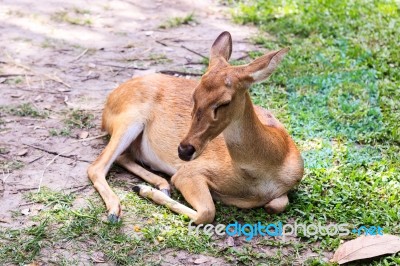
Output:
[108, 213, 120, 224]
[132, 185, 141, 193]
[160, 189, 171, 197]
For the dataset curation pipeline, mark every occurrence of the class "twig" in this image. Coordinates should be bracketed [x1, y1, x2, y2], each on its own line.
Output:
[19, 201, 36, 207]
[0, 74, 34, 77]
[5, 52, 71, 88]
[28, 155, 44, 164]
[181, 45, 207, 59]
[43, 73, 71, 88]
[5, 87, 60, 94]
[2, 169, 10, 183]
[23, 143, 91, 163]
[38, 148, 75, 192]
[71, 133, 108, 143]
[68, 184, 91, 193]
[158, 70, 202, 76]
[95, 62, 148, 70]
[155, 40, 168, 47]
[25, 74, 31, 90]
[81, 73, 100, 82]
[71, 48, 88, 62]
[184, 62, 206, 65]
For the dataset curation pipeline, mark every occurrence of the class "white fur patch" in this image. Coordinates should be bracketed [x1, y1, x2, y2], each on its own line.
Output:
[250, 48, 289, 82]
[105, 123, 144, 172]
[139, 133, 177, 176]
[223, 119, 243, 145]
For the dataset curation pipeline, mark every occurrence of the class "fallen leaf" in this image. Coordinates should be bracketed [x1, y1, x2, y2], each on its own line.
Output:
[91, 251, 106, 263]
[226, 236, 235, 247]
[157, 235, 165, 242]
[34, 95, 42, 102]
[21, 208, 30, 215]
[24, 262, 39, 266]
[331, 235, 400, 264]
[78, 131, 89, 139]
[194, 257, 209, 264]
[17, 149, 28, 156]
[57, 88, 71, 92]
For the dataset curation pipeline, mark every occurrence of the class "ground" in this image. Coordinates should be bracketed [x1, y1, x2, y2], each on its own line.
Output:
[0, 0, 399, 265]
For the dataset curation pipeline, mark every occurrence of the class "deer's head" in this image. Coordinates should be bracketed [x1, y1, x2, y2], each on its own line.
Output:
[178, 31, 289, 161]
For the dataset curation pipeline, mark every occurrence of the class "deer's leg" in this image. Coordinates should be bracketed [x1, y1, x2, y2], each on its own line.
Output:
[264, 194, 288, 214]
[116, 154, 170, 196]
[133, 174, 215, 224]
[172, 174, 215, 224]
[87, 123, 143, 223]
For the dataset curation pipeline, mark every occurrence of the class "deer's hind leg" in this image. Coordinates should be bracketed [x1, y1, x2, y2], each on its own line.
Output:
[115, 154, 171, 196]
[264, 194, 288, 214]
[87, 122, 144, 223]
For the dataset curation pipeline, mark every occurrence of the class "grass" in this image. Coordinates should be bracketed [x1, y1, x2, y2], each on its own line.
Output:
[159, 13, 196, 29]
[1, 1, 399, 265]
[0, 103, 48, 118]
[49, 109, 94, 137]
[52, 9, 92, 26]
[227, 0, 400, 264]
[0, 160, 24, 172]
[0, 187, 214, 265]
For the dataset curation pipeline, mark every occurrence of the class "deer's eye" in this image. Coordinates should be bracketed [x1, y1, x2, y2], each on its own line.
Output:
[213, 101, 231, 119]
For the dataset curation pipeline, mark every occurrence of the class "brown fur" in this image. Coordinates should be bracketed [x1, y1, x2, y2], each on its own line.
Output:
[88, 31, 304, 224]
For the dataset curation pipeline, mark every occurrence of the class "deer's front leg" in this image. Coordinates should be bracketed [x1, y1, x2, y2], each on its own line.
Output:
[172, 173, 216, 224]
[264, 194, 288, 214]
[133, 173, 215, 224]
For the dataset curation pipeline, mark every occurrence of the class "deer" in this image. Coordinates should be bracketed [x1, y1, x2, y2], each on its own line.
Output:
[87, 31, 304, 224]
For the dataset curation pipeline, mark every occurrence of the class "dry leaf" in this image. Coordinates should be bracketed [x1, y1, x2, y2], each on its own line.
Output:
[194, 257, 209, 264]
[57, 88, 71, 92]
[91, 251, 106, 263]
[78, 131, 89, 139]
[332, 235, 400, 264]
[226, 236, 235, 247]
[24, 262, 39, 266]
[17, 149, 28, 156]
[34, 95, 42, 102]
[21, 208, 30, 215]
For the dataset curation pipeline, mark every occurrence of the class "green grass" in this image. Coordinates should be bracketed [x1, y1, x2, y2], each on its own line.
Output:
[0, 103, 48, 118]
[0, 187, 214, 265]
[0, 160, 24, 172]
[2, 1, 399, 265]
[49, 109, 94, 137]
[227, 0, 400, 264]
[159, 13, 196, 29]
[52, 10, 92, 26]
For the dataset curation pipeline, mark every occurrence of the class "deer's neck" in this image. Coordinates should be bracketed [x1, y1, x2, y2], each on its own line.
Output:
[222, 93, 286, 170]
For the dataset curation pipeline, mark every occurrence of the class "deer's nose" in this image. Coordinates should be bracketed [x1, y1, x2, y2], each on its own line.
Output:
[178, 143, 196, 161]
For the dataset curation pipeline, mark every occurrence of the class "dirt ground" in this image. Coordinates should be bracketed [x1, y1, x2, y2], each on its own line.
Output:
[0, 0, 266, 264]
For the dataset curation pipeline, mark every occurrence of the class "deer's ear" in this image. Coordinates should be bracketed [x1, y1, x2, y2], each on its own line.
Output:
[209, 31, 232, 64]
[244, 48, 289, 83]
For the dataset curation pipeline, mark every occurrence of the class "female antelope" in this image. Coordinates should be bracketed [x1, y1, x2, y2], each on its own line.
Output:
[88, 31, 304, 224]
